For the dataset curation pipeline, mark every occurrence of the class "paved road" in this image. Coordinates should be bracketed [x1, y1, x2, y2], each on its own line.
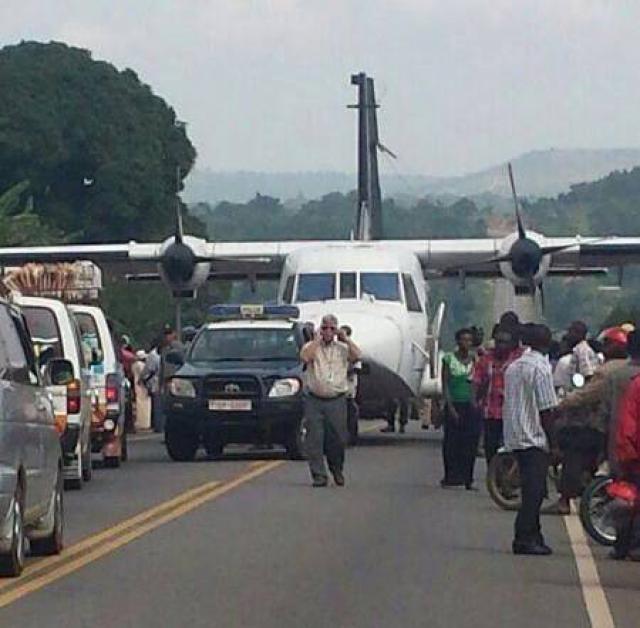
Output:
[1, 423, 639, 627]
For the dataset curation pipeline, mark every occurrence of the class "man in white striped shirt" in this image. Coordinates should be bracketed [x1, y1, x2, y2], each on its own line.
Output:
[503, 324, 558, 556]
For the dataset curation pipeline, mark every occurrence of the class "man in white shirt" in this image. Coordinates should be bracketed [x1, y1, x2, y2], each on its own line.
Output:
[567, 320, 599, 381]
[503, 323, 558, 556]
[300, 314, 362, 487]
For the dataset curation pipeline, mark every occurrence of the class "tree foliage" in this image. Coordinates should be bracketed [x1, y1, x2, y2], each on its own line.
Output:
[0, 41, 200, 242]
[0, 181, 65, 246]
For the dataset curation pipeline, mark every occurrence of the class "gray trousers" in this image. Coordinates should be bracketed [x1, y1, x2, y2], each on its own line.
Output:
[304, 394, 348, 479]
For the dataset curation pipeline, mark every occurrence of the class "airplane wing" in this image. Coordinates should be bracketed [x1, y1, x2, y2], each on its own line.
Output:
[390, 236, 640, 278]
[0, 243, 162, 264]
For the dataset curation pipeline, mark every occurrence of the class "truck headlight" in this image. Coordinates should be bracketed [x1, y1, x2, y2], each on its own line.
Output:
[268, 378, 301, 398]
[169, 378, 197, 398]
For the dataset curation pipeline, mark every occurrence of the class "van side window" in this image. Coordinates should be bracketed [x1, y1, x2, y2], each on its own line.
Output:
[339, 273, 357, 299]
[402, 274, 423, 313]
[0, 305, 29, 383]
[282, 275, 295, 304]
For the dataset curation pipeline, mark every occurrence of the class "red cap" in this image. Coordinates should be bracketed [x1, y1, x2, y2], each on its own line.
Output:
[601, 327, 628, 348]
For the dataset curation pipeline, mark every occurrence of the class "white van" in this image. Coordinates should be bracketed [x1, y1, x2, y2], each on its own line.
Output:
[16, 296, 93, 489]
[69, 304, 128, 467]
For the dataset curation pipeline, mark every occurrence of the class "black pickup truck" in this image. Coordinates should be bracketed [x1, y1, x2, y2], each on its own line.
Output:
[164, 306, 306, 462]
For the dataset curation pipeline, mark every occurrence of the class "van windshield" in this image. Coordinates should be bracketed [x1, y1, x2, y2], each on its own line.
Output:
[22, 306, 64, 361]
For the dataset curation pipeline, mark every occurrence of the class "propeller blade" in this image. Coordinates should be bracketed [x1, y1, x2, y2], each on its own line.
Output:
[508, 163, 526, 240]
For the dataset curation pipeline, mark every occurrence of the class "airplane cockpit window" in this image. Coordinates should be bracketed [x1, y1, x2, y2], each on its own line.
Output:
[339, 273, 357, 299]
[282, 275, 295, 304]
[360, 272, 400, 302]
[296, 273, 335, 302]
[402, 273, 423, 312]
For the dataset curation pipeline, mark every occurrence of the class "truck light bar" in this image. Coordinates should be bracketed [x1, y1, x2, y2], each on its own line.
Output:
[208, 304, 300, 320]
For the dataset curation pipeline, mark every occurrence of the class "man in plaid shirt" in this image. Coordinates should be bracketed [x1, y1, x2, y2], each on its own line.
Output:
[472, 325, 523, 463]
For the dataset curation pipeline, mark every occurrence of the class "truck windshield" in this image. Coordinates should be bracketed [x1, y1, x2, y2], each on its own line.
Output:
[360, 272, 401, 301]
[190, 328, 300, 362]
[296, 273, 335, 302]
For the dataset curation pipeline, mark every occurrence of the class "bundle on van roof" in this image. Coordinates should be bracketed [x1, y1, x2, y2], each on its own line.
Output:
[1, 262, 102, 302]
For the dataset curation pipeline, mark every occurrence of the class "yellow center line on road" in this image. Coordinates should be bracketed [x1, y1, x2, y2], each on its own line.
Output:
[0, 460, 285, 609]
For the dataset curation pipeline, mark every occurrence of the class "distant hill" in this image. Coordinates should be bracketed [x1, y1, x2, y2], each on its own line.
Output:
[429, 148, 640, 198]
[184, 148, 640, 205]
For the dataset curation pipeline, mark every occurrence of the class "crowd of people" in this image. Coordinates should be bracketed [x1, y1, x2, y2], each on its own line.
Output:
[116, 325, 185, 434]
[440, 312, 640, 559]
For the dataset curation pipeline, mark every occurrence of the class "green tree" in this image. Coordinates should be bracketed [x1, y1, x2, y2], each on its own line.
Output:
[0, 41, 199, 242]
[0, 181, 65, 245]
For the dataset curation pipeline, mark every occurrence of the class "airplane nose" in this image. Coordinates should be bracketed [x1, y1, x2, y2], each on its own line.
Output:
[340, 313, 403, 372]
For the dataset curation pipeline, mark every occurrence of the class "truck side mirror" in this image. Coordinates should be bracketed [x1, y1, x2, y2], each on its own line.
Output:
[165, 351, 185, 367]
[44, 358, 75, 386]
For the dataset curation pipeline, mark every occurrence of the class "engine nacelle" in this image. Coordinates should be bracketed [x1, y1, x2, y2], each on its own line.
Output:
[498, 230, 551, 289]
[158, 235, 211, 298]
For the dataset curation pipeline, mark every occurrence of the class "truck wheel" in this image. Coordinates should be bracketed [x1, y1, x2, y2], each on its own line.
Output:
[347, 415, 359, 447]
[204, 437, 224, 459]
[0, 484, 25, 577]
[166, 430, 198, 462]
[31, 469, 64, 556]
[286, 420, 306, 460]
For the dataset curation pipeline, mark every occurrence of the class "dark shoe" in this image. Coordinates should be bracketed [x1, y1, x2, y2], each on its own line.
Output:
[380, 426, 395, 433]
[312, 477, 328, 488]
[332, 470, 345, 486]
[609, 548, 628, 561]
[440, 479, 464, 488]
[512, 542, 553, 556]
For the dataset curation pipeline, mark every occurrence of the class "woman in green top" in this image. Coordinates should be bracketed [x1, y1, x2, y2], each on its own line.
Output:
[441, 328, 481, 489]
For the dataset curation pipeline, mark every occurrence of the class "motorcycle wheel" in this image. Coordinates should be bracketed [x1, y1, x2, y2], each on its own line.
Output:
[486, 451, 522, 511]
[579, 475, 617, 546]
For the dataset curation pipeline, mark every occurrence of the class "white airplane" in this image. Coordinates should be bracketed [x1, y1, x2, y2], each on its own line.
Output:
[1, 72, 640, 421]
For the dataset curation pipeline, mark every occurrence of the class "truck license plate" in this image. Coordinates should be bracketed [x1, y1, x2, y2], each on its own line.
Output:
[209, 399, 252, 411]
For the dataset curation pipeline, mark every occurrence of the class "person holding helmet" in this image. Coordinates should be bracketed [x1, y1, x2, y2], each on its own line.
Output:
[551, 326, 630, 514]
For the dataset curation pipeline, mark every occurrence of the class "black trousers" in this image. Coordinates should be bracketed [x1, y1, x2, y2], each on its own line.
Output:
[558, 427, 605, 498]
[442, 403, 481, 485]
[484, 419, 503, 464]
[514, 448, 549, 545]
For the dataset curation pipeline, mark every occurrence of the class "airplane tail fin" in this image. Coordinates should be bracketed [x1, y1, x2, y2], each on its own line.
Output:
[351, 72, 385, 241]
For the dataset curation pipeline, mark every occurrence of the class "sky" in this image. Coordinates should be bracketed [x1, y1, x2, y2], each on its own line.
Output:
[2, 0, 640, 176]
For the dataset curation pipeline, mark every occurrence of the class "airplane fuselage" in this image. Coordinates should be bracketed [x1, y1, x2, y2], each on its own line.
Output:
[276, 242, 436, 416]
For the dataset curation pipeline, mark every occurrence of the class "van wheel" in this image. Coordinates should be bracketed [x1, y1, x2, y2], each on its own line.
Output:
[81, 442, 92, 483]
[166, 430, 198, 462]
[31, 469, 64, 556]
[0, 484, 25, 577]
[121, 431, 128, 462]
